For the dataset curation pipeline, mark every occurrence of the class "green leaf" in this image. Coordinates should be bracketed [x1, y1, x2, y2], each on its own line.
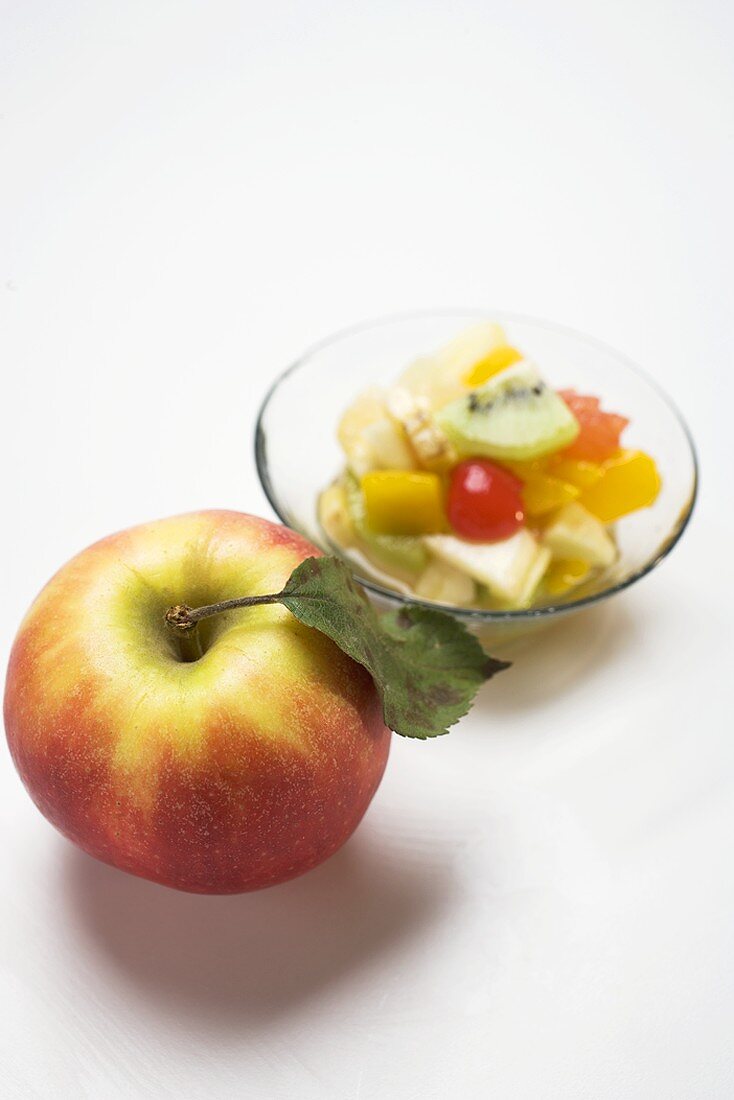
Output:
[279, 556, 510, 739]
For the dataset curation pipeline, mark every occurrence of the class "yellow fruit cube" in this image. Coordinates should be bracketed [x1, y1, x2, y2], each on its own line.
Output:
[360, 471, 446, 536]
[579, 450, 661, 523]
[522, 474, 580, 517]
[502, 456, 550, 480]
[544, 559, 591, 596]
[547, 457, 604, 489]
[463, 345, 523, 387]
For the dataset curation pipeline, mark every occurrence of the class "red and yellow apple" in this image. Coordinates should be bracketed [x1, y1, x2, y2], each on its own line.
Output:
[4, 511, 390, 893]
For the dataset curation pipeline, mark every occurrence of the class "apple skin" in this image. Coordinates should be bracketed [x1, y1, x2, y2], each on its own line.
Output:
[4, 511, 390, 893]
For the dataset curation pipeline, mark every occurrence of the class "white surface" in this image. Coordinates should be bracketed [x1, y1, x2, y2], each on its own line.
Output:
[1, 2, 733, 1097]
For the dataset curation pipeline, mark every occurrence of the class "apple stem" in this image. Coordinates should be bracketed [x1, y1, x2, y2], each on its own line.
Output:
[164, 592, 285, 634]
[176, 625, 205, 663]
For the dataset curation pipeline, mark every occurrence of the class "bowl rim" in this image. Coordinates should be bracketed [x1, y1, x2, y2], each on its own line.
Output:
[254, 308, 699, 622]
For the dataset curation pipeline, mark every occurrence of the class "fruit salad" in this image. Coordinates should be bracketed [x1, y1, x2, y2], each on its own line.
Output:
[318, 323, 662, 610]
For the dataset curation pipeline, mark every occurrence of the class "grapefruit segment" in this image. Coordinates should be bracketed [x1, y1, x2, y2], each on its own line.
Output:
[559, 390, 629, 462]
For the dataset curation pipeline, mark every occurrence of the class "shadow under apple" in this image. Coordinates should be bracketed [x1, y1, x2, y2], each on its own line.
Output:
[62, 826, 454, 1030]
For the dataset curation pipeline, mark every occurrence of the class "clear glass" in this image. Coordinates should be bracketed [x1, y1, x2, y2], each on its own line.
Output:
[255, 310, 698, 648]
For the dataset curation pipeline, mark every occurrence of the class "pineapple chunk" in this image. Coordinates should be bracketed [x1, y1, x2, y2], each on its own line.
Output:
[385, 387, 456, 471]
[515, 546, 552, 608]
[337, 388, 415, 474]
[435, 322, 508, 379]
[424, 529, 544, 605]
[361, 470, 445, 536]
[414, 561, 477, 606]
[361, 417, 416, 471]
[342, 437, 375, 478]
[399, 323, 507, 409]
[318, 483, 356, 548]
[542, 502, 617, 568]
[337, 388, 390, 476]
[337, 387, 386, 450]
[395, 356, 436, 397]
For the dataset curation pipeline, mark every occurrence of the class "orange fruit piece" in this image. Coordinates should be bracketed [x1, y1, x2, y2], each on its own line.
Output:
[463, 345, 523, 387]
[522, 474, 580, 517]
[547, 456, 604, 489]
[501, 457, 550, 480]
[559, 390, 629, 462]
[544, 559, 591, 596]
[579, 450, 661, 523]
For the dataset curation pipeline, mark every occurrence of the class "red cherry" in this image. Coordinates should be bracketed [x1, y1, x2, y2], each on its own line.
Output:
[447, 460, 525, 541]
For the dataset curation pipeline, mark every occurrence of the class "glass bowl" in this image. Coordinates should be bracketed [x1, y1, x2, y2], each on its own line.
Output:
[255, 310, 697, 649]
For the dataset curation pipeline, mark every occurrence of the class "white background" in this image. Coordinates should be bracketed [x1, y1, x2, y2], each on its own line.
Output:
[2, 2, 733, 1097]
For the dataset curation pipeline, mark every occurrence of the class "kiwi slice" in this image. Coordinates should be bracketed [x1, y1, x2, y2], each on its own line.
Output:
[344, 475, 428, 577]
[436, 362, 579, 462]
